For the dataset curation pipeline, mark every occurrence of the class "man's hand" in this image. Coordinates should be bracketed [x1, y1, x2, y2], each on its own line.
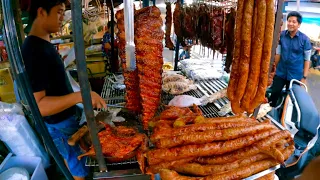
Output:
[91, 91, 107, 109]
[300, 78, 306, 84]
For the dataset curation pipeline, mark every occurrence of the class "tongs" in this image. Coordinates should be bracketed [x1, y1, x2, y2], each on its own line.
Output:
[68, 111, 114, 146]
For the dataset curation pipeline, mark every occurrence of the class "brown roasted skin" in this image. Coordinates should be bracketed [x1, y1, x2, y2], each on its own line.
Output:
[155, 123, 275, 149]
[173, 1, 183, 41]
[194, 114, 254, 124]
[151, 121, 259, 142]
[196, 131, 292, 165]
[241, 0, 267, 113]
[147, 158, 194, 174]
[227, 0, 244, 101]
[77, 125, 144, 160]
[146, 129, 279, 165]
[160, 106, 192, 120]
[165, 2, 175, 50]
[135, 6, 164, 129]
[159, 144, 294, 180]
[173, 145, 290, 176]
[249, 0, 275, 112]
[159, 160, 277, 180]
[116, 10, 141, 113]
[232, 0, 254, 114]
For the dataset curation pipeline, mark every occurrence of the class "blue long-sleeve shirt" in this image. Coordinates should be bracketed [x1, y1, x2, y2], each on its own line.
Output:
[276, 30, 312, 81]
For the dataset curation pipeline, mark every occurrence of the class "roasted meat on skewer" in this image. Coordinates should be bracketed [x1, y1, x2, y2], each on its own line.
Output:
[116, 9, 141, 113]
[135, 6, 164, 129]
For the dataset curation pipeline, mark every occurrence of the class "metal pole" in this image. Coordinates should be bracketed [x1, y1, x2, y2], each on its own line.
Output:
[269, 0, 284, 74]
[153, 0, 156, 6]
[71, 0, 107, 172]
[110, 0, 115, 72]
[174, 39, 180, 71]
[143, 0, 149, 7]
[1, 0, 73, 179]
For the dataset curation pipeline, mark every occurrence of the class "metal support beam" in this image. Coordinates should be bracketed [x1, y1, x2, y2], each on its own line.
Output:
[269, 0, 284, 74]
[174, 40, 180, 71]
[143, 0, 149, 7]
[110, 0, 116, 72]
[71, 0, 107, 172]
[1, 0, 73, 179]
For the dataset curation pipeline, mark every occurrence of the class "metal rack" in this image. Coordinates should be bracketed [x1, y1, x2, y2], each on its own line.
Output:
[89, 74, 284, 179]
[86, 156, 137, 167]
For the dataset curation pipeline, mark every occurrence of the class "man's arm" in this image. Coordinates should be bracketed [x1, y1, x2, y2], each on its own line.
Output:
[274, 54, 281, 67]
[34, 91, 81, 116]
[302, 37, 312, 83]
[303, 60, 310, 77]
[34, 91, 106, 117]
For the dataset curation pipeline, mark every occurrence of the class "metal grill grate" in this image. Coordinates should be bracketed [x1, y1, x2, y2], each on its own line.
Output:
[85, 156, 138, 167]
[101, 75, 230, 117]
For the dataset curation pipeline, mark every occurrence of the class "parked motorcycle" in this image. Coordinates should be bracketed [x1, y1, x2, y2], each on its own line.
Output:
[266, 80, 320, 179]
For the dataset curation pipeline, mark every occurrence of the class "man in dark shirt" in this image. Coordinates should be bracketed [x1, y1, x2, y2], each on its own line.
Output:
[22, 0, 106, 179]
[269, 11, 312, 107]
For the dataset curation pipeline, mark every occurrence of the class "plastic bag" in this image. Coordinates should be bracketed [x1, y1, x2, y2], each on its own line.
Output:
[0, 114, 50, 168]
[0, 102, 24, 116]
[108, 108, 126, 122]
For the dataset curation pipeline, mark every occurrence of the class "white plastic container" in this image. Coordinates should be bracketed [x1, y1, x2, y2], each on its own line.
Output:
[0, 153, 48, 180]
[0, 114, 50, 168]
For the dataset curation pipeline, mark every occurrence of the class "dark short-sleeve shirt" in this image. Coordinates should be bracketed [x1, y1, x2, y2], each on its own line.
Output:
[276, 30, 312, 81]
[22, 36, 76, 124]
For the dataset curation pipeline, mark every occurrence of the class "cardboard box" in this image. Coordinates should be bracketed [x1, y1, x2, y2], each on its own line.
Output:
[0, 68, 16, 103]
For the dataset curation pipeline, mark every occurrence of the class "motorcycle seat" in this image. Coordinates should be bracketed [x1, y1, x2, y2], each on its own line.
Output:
[291, 84, 320, 136]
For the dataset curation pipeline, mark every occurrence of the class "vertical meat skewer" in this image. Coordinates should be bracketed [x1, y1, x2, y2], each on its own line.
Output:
[135, 6, 164, 129]
[116, 10, 141, 113]
[250, 0, 275, 112]
[232, 0, 255, 114]
[227, 0, 244, 103]
[241, 0, 267, 113]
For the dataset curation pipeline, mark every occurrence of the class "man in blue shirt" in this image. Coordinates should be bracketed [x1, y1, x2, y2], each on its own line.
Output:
[269, 11, 312, 107]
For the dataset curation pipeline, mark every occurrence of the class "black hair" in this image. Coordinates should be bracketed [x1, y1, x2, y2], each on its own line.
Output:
[29, 0, 67, 24]
[287, 11, 302, 24]
[107, 21, 116, 29]
[181, 41, 187, 47]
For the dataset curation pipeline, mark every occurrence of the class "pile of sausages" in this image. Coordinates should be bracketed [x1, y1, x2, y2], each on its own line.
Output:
[145, 106, 294, 179]
[227, 0, 275, 114]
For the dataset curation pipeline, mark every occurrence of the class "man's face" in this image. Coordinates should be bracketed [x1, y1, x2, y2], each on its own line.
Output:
[287, 16, 300, 32]
[40, 3, 65, 33]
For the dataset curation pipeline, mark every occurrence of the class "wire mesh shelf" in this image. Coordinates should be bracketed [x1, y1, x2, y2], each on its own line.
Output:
[85, 156, 138, 167]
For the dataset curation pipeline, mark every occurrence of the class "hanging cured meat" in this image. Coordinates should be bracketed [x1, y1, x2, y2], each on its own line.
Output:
[135, 6, 164, 129]
[224, 8, 236, 73]
[227, 0, 275, 114]
[165, 2, 175, 50]
[173, 1, 183, 41]
[115, 10, 141, 113]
